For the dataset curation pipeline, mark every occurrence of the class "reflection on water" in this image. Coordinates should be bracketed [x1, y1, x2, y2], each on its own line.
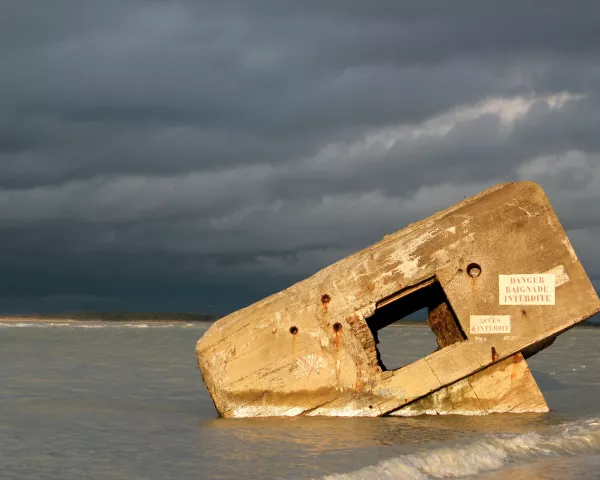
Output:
[201, 412, 559, 451]
[1, 322, 599, 479]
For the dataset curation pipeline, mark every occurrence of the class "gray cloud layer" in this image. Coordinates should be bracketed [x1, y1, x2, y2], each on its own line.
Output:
[1, 1, 599, 315]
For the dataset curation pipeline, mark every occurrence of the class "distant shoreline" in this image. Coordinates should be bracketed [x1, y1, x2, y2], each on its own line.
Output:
[0, 318, 216, 323]
[0, 313, 219, 323]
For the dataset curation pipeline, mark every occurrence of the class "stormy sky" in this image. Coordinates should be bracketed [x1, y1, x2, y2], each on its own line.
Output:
[1, 1, 599, 316]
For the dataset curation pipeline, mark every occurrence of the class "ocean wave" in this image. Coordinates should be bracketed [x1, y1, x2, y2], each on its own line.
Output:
[321, 417, 600, 480]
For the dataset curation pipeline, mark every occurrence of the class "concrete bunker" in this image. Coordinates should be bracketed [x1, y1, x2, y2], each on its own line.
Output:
[196, 182, 600, 418]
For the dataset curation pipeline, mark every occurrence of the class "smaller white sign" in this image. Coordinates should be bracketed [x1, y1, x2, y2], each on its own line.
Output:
[470, 315, 511, 334]
[499, 274, 556, 305]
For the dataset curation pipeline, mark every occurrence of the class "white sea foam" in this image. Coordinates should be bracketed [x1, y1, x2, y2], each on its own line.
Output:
[321, 417, 600, 480]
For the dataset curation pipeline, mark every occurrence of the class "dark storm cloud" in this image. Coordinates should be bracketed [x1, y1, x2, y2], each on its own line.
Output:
[1, 1, 600, 314]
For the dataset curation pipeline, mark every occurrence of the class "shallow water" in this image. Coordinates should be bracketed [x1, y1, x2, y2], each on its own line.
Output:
[1, 322, 599, 479]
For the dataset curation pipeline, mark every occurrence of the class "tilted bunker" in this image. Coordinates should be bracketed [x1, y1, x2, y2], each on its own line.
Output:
[196, 182, 600, 417]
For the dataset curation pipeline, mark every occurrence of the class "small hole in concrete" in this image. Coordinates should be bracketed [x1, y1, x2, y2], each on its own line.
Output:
[457, 268, 464, 274]
[333, 322, 342, 333]
[521, 309, 527, 317]
[321, 294, 331, 304]
[368, 405, 373, 409]
[289, 326, 298, 335]
[467, 263, 481, 278]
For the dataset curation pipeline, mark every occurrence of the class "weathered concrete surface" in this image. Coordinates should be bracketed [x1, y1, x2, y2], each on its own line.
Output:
[391, 353, 548, 416]
[196, 181, 600, 418]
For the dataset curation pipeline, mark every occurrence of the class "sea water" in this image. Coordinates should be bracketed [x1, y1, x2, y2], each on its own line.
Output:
[1, 322, 599, 480]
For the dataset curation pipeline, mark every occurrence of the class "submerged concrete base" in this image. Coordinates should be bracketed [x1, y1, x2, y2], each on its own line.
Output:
[391, 353, 548, 416]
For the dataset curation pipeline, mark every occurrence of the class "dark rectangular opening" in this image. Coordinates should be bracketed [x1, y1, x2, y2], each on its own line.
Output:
[366, 279, 466, 371]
